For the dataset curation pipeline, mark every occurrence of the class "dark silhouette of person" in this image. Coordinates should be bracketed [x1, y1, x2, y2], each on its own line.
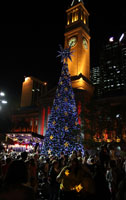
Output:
[0, 159, 35, 200]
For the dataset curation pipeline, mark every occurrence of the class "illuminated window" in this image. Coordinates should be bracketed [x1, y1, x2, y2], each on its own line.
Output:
[75, 12, 78, 21]
[72, 11, 78, 23]
[84, 16, 87, 24]
[81, 14, 83, 21]
[72, 12, 75, 22]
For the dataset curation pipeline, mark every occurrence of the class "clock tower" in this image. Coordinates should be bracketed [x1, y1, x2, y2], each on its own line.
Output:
[64, 0, 94, 95]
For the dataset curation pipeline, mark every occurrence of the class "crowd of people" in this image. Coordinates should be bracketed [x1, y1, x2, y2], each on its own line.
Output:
[0, 144, 126, 200]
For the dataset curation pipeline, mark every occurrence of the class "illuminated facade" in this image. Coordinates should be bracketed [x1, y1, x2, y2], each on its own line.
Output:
[64, 0, 94, 95]
[21, 76, 47, 107]
[11, 76, 48, 135]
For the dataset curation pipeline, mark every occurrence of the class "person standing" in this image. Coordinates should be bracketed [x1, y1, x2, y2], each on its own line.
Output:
[57, 158, 95, 200]
[48, 160, 60, 200]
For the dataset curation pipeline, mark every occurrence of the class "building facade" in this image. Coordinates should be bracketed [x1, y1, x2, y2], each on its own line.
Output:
[11, 76, 48, 134]
[64, 0, 93, 95]
[21, 76, 47, 107]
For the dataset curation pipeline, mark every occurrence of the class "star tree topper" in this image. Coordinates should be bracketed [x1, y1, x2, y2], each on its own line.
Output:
[57, 45, 74, 63]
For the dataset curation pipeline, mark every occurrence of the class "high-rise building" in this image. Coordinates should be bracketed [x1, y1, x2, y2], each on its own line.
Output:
[91, 32, 126, 98]
[90, 66, 101, 97]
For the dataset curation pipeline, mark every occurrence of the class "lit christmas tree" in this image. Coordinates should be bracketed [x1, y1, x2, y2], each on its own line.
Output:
[42, 45, 84, 156]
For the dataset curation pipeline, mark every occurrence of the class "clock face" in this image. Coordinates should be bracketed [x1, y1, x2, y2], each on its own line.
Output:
[83, 38, 88, 49]
[68, 37, 77, 47]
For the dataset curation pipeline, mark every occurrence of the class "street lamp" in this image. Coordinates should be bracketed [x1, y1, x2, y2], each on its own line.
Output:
[0, 92, 5, 96]
[0, 91, 8, 110]
[116, 113, 122, 141]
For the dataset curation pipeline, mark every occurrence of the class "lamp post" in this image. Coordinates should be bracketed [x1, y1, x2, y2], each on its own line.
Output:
[0, 92, 7, 110]
[116, 114, 122, 141]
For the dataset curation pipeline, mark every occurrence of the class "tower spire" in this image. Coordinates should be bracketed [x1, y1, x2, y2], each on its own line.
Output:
[71, 0, 84, 7]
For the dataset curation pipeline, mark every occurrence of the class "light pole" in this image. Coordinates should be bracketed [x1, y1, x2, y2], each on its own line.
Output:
[0, 92, 7, 110]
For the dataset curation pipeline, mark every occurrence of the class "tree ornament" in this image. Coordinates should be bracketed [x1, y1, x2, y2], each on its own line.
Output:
[64, 111, 68, 116]
[57, 44, 74, 63]
[64, 97, 68, 102]
[55, 106, 59, 110]
[75, 121, 78, 126]
[50, 135, 54, 140]
[65, 169, 70, 176]
[71, 184, 83, 193]
[48, 149, 51, 154]
[64, 142, 69, 147]
[64, 87, 68, 92]
[64, 126, 68, 131]
[71, 94, 74, 99]
[64, 76, 68, 79]
[73, 107, 76, 112]
[53, 120, 56, 125]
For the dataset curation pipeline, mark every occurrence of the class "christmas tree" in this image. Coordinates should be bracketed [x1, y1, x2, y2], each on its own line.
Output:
[42, 45, 84, 156]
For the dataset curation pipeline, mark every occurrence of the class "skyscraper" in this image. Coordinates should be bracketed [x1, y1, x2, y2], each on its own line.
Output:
[91, 32, 126, 98]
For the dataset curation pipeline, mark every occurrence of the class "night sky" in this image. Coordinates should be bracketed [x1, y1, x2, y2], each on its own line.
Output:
[0, 0, 126, 110]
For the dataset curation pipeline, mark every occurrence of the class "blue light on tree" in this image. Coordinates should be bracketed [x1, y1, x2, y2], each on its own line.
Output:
[42, 45, 84, 156]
